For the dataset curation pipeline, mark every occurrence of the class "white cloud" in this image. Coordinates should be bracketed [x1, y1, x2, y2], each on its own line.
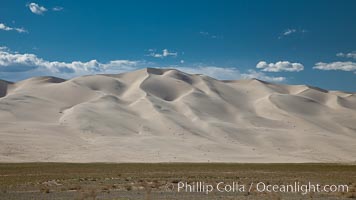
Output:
[0, 23, 27, 33]
[336, 52, 356, 59]
[176, 66, 241, 80]
[199, 31, 209, 36]
[0, 47, 286, 83]
[283, 29, 296, 36]
[163, 49, 177, 57]
[27, 3, 47, 15]
[256, 61, 304, 72]
[241, 70, 286, 82]
[313, 62, 356, 72]
[174, 66, 285, 82]
[147, 49, 178, 58]
[199, 31, 221, 39]
[52, 6, 64, 11]
[279, 28, 307, 39]
[0, 47, 140, 74]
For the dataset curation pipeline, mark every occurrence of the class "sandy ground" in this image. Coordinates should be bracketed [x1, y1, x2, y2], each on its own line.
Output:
[0, 68, 355, 162]
[0, 163, 355, 200]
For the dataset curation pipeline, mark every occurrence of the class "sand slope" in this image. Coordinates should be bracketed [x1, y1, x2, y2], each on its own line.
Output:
[0, 68, 355, 162]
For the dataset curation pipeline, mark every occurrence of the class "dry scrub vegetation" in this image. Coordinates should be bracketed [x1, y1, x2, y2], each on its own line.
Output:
[0, 163, 355, 199]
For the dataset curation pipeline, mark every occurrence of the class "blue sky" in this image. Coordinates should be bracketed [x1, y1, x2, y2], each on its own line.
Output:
[1, 0, 356, 91]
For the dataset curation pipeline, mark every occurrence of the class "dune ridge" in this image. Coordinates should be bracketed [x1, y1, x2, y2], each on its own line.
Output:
[0, 68, 355, 163]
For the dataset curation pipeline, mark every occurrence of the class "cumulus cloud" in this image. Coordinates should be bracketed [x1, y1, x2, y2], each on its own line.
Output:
[0, 47, 287, 83]
[0, 23, 27, 33]
[27, 3, 47, 15]
[174, 66, 285, 82]
[147, 49, 178, 58]
[0, 47, 140, 75]
[313, 62, 356, 72]
[336, 52, 356, 59]
[256, 61, 304, 72]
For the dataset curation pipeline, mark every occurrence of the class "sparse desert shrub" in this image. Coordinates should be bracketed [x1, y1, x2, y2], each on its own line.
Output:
[345, 192, 356, 198]
[125, 185, 132, 191]
[101, 185, 110, 193]
[69, 185, 82, 191]
[40, 186, 50, 193]
[151, 180, 161, 189]
[171, 180, 179, 184]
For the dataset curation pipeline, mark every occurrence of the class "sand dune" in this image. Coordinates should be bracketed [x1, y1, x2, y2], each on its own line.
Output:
[0, 68, 355, 162]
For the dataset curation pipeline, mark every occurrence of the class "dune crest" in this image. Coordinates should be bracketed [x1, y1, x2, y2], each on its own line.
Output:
[0, 68, 355, 163]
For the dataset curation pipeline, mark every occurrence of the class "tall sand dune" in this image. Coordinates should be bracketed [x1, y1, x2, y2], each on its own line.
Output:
[0, 68, 355, 162]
